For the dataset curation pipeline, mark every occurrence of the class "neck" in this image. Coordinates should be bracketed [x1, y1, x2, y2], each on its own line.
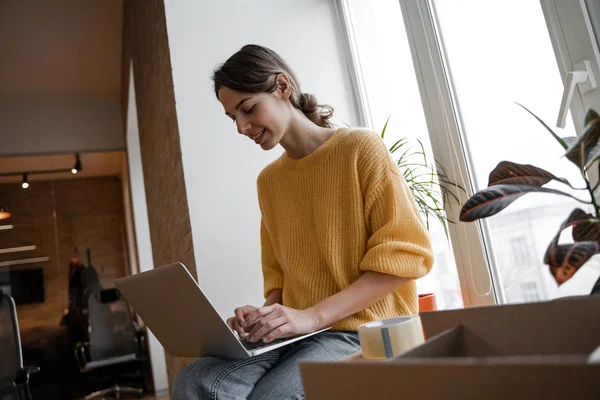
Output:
[279, 110, 336, 160]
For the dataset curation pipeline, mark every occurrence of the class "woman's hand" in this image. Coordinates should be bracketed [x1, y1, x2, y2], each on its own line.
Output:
[226, 305, 258, 338]
[243, 304, 320, 343]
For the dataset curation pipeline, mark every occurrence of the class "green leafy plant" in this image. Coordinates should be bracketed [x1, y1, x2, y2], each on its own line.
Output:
[381, 118, 464, 237]
[459, 105, 600, 287]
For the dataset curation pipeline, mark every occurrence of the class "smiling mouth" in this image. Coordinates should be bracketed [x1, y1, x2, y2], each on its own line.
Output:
[252, 129, 265, 143]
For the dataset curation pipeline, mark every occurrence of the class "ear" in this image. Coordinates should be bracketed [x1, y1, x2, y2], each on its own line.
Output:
[275, 74, 292, 100]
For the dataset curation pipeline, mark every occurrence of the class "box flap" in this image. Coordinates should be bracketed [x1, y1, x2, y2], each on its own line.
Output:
[400, 325, 463, 357]
[301, 362, 600, 400]
[420, 296, 600, 355]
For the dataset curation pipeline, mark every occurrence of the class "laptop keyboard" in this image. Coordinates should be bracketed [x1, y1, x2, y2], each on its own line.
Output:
[240, 337, 289, 351]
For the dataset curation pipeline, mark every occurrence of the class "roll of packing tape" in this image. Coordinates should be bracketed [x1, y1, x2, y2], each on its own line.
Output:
[358, 316, 425, 359]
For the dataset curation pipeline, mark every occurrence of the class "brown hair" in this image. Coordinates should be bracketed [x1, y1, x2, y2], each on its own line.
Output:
[212, 44, 334, 128]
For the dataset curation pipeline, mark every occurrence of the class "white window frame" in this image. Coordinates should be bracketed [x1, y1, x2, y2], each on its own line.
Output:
[541, 0, 600, 130]
[336, 0, 600, 307]
[541, 0, 600, 195]
[398, 0, 499, 307]
[335, 0, 496, 307]
[333, 0, 371, 128]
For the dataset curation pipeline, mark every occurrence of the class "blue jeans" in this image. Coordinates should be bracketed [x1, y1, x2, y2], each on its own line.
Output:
[172, 331, 360, 400]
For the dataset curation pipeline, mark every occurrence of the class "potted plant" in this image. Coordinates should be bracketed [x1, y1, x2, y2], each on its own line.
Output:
[382, 119, 464, 310]
[381, 119, 463, 238]
[459, 106, 600, 294]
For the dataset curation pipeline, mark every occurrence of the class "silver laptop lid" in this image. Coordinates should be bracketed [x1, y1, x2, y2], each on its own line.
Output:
[115, 262, 249, 359]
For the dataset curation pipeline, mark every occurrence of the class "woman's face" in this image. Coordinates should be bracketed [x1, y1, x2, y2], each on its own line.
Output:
[218, 85, 291, 151]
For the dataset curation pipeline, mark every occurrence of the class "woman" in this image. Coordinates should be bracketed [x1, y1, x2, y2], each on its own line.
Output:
[172, 44, 433, 399]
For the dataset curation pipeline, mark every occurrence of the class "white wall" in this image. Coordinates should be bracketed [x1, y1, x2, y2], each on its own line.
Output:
[164, 0, 359, 318]
[125, 64, 169, 395]
[0, 97, 124, 156]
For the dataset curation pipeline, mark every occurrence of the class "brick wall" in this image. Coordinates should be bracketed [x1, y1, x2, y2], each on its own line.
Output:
[0, 177, 127, 331]
[121, 0, 198, 386]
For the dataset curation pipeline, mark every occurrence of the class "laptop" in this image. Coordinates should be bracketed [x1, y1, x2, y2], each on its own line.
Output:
[114, 262, 329, 359]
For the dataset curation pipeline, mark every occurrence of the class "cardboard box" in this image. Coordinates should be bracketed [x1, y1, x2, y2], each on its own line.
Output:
[301, 296, 600, 399]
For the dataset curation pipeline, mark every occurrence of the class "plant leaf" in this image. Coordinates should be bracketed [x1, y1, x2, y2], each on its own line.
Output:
[582, 110, 600, 167]
[389, 138, 408, 155]
[546, 208, 589, 250]
[543, 208, 600, 285]
[516, 103, 568, 150]
[389, 134, 462, 240]
[487, 161, 572, 187]
[459, 184, 587, 222]
[584, 144, 600, 169]
[561, 137, 583, 167]
[381, 116, 390, 139]
[572, 216, 600, 242]
[545, 242, 599, 286]
[416, 139, 428, 166]
[563, 116, 600, 169]
[585, 109, 600, 126]
[560, 136, 600, 171]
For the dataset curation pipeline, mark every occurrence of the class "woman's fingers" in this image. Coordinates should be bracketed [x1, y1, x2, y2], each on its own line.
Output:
[226, 317, 236, 333]
[234, 319, 246, 338]
[243, 323, 255, 333]
[264, 323, 292, 342]
[234, 305, 256, 327]
[244, 304, 278, 327]
[227, 316, 246, 338]
[248, 316, 288, 342]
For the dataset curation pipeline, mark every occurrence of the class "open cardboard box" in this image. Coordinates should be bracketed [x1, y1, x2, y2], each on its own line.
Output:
[301, 296, 600, 399]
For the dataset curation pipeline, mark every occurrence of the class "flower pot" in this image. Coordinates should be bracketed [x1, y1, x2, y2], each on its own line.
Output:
[418, 293, 437, 313]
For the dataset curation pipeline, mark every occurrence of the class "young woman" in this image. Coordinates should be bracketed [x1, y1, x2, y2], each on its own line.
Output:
[172, 44, 433, 400]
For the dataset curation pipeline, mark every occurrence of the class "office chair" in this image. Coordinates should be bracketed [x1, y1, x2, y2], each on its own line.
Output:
[0, 290, 39, 400]
[75, 288, 146, 400]
[65, 256, 103, 345]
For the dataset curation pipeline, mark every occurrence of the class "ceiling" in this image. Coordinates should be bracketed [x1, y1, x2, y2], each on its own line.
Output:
[0, 0, 123, 98]
[0, 152, 125, 184]
[0, 1, 125, 182]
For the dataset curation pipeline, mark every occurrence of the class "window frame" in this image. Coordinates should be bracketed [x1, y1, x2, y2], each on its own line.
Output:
[336, 0, 600, 307]
[540, 0, 600, 195]
[336, 0, 497, 307]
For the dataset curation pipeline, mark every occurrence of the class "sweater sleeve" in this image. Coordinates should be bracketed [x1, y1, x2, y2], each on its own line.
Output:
[261, 218, 284, 298]
[358, 135, 434, 279]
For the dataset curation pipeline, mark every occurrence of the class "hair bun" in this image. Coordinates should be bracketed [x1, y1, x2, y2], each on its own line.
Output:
[299, 93, 319, 114]
[298, 92, 334, 128]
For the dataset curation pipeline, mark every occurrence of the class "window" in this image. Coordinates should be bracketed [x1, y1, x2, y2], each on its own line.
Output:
[340, 0, 463, 310]
[427, 0, 600, 303]
[339, 0, 600, 307]
[510, 236, 532, 266]
[520, 282, 541, 303]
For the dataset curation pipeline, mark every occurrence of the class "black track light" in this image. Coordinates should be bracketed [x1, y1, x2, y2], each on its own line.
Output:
[72, 153, 82, 174]
[22, 173, 29, 189]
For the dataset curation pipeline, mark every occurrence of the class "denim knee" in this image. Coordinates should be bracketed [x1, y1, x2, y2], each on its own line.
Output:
[172, 358, 219, 400]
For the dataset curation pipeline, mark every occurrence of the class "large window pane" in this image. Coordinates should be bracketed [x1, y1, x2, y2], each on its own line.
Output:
[345, 0, 463, 309]
[433, 0, 600, 303]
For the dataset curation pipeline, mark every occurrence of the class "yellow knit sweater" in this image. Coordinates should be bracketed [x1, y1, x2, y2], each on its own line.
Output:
[257, 127, 434, 331]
